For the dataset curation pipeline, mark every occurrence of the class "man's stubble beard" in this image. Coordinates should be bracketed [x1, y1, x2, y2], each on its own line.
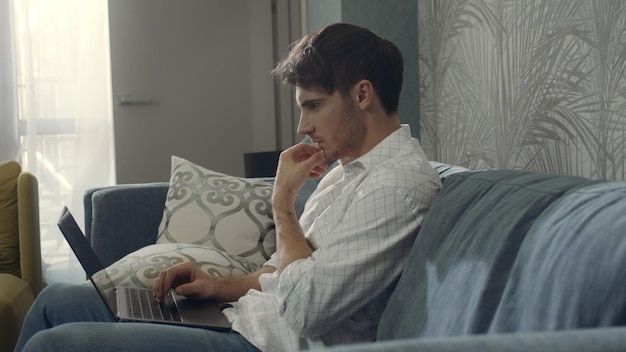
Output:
[331, 98, 366, 164]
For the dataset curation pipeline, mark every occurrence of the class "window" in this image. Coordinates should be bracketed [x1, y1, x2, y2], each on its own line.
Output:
[9, 0, 115, 283]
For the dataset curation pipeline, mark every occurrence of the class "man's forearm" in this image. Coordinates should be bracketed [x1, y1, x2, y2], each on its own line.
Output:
[270, 143, 325, 272]
[272, 192, 313, 272]
[214, 266, 276, 302]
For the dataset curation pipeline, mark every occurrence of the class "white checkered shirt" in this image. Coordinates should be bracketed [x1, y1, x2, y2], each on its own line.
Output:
[223, 125, 441, 351]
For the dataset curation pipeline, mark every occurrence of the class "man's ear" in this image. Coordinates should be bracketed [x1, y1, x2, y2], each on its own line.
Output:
[354, 80, 374, 109]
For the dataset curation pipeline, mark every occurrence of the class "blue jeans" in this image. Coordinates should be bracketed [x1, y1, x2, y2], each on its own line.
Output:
[15, 283, 259, 352]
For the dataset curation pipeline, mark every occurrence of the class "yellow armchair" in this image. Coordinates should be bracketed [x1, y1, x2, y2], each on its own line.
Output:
[0, 160, 43, 352]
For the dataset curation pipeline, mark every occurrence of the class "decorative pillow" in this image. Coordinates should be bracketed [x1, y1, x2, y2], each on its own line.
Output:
[0, 160, 21, 277]
[105, 243, 260, 289]
[429, 161, 472, 180]
[156, 156, 276, 266]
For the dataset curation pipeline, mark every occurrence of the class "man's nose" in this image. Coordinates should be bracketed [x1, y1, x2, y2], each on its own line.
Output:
[296, 112, 312, 136]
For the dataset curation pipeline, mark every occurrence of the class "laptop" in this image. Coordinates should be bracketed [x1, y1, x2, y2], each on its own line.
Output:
[57, 206, 232, 331]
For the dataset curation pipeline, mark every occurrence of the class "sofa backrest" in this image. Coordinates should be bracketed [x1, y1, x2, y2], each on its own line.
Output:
[377, 170, 626, 340]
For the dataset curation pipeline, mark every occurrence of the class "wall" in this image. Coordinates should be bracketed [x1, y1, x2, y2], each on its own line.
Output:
[305, 0, 341, 33]
[306, 0, 626, 181]
[419, 0, 626, 180]
[109, 0, 277, 182]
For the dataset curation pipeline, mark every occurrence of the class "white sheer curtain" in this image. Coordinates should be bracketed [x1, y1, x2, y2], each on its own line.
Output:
[0, 0, 19, 162]
[6, 0, 115, 284]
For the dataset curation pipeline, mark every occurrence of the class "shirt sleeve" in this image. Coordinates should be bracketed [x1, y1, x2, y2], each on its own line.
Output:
[263, 252, 278, 269]
[275, 182, 430, 338]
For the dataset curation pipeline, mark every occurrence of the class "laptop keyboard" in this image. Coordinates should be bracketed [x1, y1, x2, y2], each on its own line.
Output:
[126, 288, 182, 322]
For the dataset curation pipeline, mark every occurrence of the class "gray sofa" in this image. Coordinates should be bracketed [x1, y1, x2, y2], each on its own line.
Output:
[84, 166, 626, 351]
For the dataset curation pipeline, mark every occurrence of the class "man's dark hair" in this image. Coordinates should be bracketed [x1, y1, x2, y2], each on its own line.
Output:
[272, 23, 404, 114]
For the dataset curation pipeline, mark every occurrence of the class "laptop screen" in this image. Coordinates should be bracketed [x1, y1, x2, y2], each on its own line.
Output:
[57, 207, 119, 317]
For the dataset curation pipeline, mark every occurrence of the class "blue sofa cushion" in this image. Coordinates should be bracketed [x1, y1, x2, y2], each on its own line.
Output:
[85, 183, 170, 267]
[489, 181, 626, 331]
[377, 170, 602, 340]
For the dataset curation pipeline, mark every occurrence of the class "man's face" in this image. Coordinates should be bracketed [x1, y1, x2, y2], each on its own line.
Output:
[295, 86, 365, 163]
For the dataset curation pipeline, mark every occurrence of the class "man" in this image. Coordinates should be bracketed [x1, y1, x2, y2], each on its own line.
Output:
[16, 23, 441, 351]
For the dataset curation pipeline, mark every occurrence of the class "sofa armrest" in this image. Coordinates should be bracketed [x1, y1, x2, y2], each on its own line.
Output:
[324, 327, 626, 352]
[84, 183, 168, 267]
[17, 171, 43, 297]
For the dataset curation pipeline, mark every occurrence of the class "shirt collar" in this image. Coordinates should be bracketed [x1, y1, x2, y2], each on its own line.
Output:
[341, 124, 413, 176]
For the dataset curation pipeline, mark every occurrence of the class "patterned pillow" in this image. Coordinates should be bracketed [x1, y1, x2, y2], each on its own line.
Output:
[429, 161, 472, 180]
[106, 243, 260, 288]
[156, 156, 276, 266]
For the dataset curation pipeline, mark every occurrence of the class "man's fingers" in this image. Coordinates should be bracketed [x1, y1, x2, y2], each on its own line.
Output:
[153, 270, 171, 301]
[302, 150, 325, 173]
[153, 262, 192, 301]
[174, 281, 202, 299]
[293, 143, 323, 161]
[309, 163, 327, 178]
